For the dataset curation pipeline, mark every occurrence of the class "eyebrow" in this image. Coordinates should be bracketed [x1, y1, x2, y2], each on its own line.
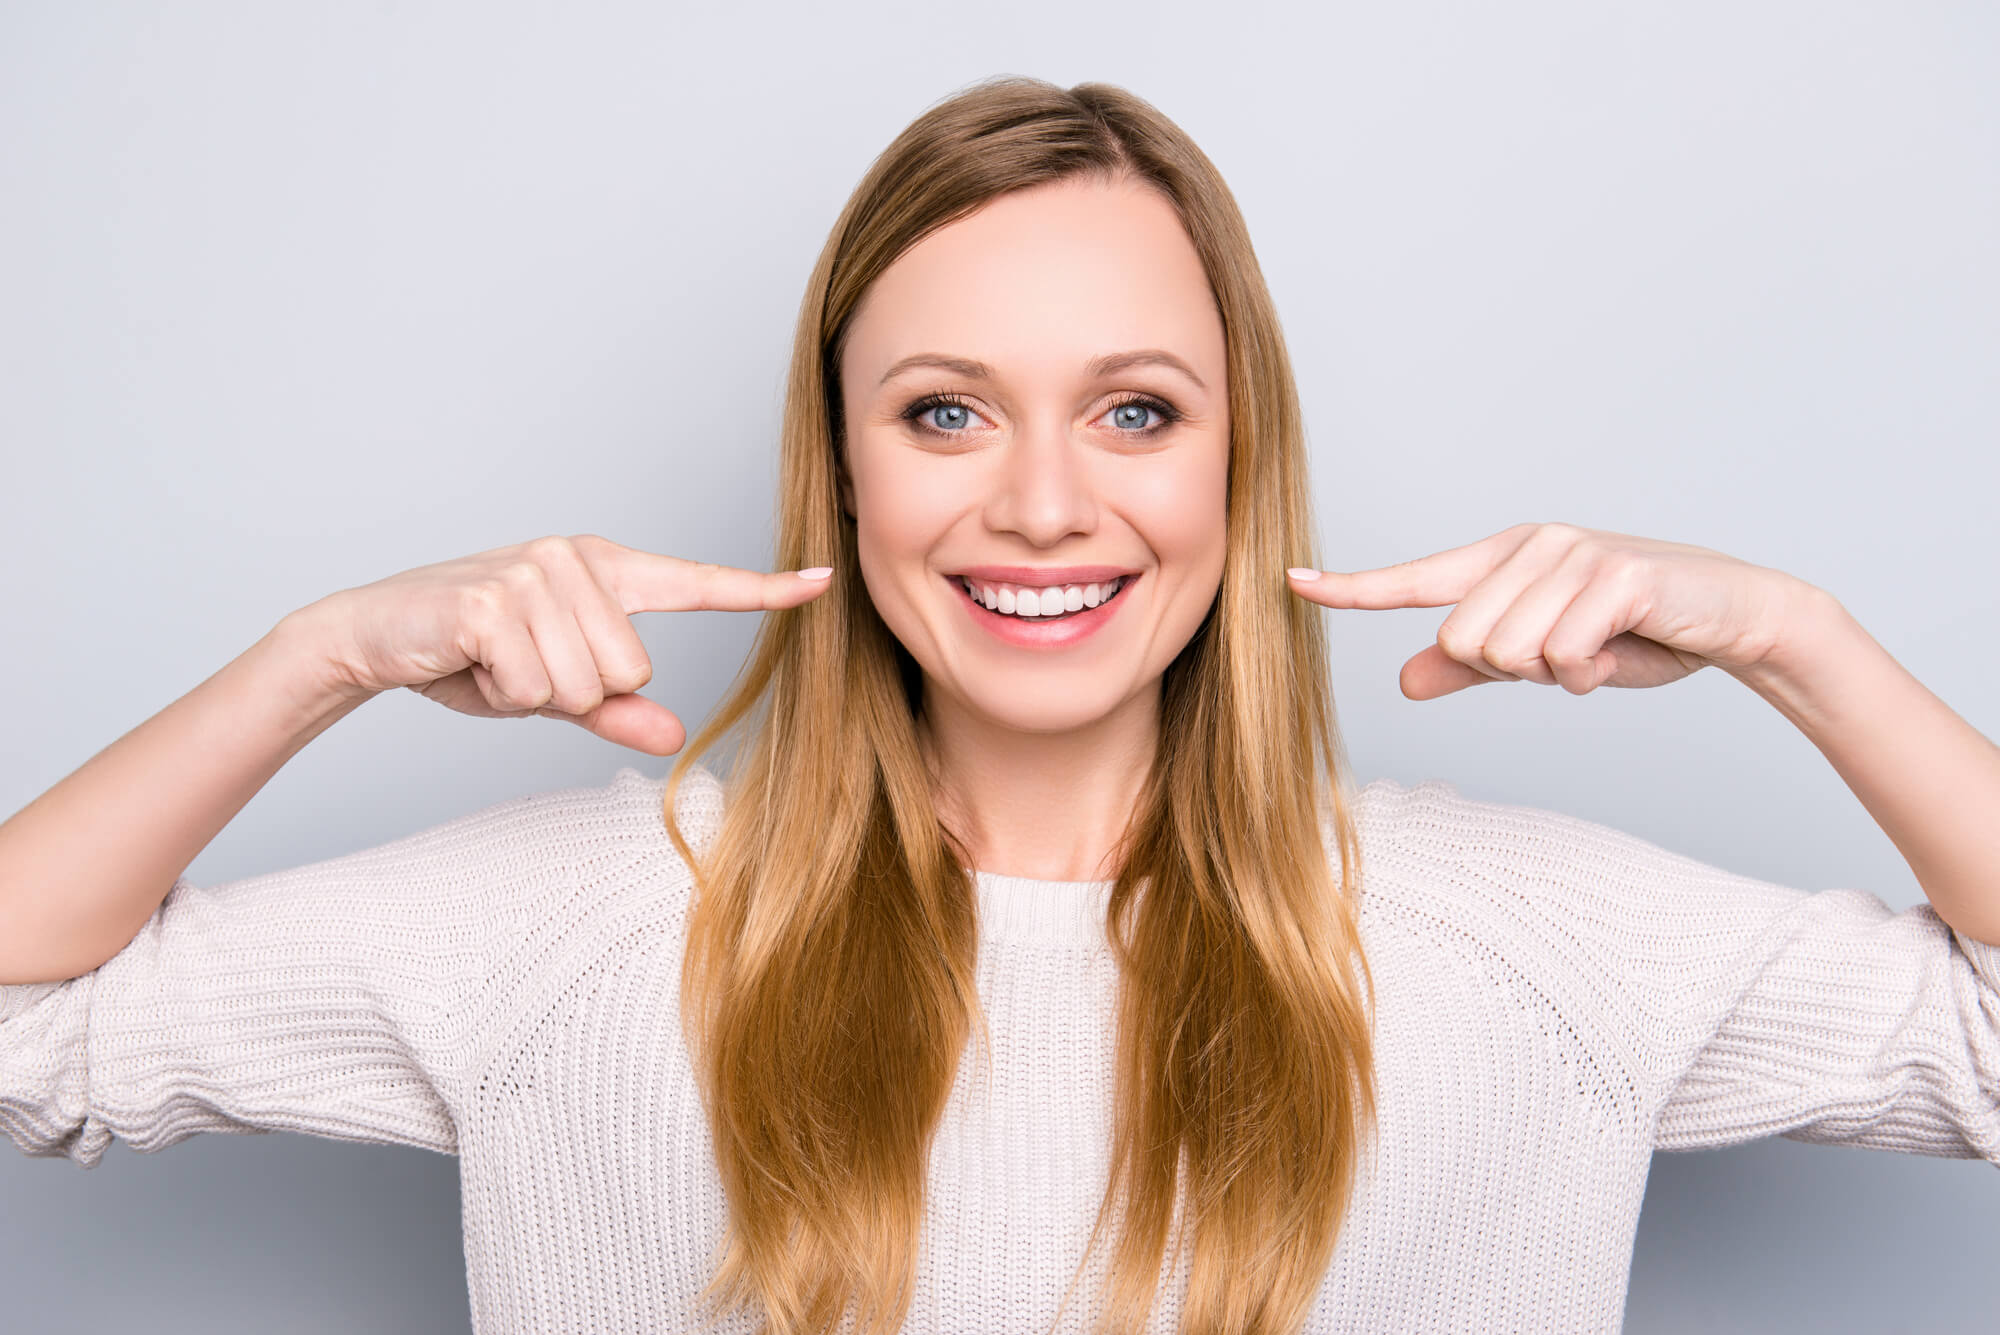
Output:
[876, 348, 1208, 392]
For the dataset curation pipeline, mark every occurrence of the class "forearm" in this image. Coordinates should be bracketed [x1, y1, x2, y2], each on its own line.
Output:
[0, 599, 375, 985]
[1727, 584, 2000, 946]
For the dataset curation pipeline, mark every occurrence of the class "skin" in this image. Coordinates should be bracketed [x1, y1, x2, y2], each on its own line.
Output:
[830, 172, 2000, 943]
[836, 173, 1230, 882]
[1290, 524, 2000, 945]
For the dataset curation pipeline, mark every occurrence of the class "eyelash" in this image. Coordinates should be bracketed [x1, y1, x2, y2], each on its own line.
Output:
[899, 391, 1183, 440]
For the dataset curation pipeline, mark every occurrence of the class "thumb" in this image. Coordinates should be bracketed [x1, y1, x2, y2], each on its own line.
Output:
[537, 693, 687, 756]
[1399, 644, 1510, 700]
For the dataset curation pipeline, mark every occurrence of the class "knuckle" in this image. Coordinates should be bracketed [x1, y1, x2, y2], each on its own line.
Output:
[567, 533, 613, 564]
[1601, 552, 1646, 587]
[605, 656, 652, 694]
[1435, 623, 1474, 659]
[1542, 640, 1587, 669]
[461, 581, 510, 620]
[1555, 539, 1598, 573]
[686, 561, 722, 609]
[503, 557, 551, 590]
[480, 659, 552, 714]
[524, 534, 576, 564]
[482, 675, 522, 712]
[554, 686, 605, 716]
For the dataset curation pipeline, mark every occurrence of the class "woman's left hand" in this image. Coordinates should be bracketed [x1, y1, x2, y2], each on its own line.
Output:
[1287, 521, 1820, 701]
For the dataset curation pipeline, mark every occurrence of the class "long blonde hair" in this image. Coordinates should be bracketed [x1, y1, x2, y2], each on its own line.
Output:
[663, 75, 1377, 1335]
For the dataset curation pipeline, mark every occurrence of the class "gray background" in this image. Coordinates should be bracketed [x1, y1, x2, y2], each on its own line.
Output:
[2, 1, 1994, 1331]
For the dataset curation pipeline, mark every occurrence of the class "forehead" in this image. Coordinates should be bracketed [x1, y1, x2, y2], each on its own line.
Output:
[842, 175, 1224, 386]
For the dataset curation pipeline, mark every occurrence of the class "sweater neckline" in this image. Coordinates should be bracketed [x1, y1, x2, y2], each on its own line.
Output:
[970, 869, 1114, 949]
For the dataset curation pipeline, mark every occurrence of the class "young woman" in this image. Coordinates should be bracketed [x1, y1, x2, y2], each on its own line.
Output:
[3, 76, 1996, 1335]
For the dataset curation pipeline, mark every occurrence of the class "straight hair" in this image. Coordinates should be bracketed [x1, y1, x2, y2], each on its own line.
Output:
[664, 75, 1378, 1335]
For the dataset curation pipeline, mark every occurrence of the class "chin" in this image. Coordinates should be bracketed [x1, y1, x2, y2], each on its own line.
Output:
[955, 688, 1124, 737]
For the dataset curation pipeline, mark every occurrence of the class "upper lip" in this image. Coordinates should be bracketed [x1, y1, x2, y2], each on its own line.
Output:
[945, 565, 1140, 585]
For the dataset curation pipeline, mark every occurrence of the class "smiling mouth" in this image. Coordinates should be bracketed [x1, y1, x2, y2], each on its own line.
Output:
[950, 573, 1133, 622]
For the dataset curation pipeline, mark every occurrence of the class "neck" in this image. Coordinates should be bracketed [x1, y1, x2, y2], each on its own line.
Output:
[917, 678, 1159, 883]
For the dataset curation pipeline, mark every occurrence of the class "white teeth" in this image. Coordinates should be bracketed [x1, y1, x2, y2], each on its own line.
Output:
[959, 575, 1128, 619]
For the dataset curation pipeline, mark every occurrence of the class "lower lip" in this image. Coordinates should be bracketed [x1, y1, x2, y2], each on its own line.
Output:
[949, 574, 1137, 649]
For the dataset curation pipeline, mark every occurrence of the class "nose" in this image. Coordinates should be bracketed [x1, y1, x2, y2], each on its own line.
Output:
[981, 415, 1098, 547]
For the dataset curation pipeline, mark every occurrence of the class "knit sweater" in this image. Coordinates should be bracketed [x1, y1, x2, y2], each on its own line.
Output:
[5, 764, 1998, 1333]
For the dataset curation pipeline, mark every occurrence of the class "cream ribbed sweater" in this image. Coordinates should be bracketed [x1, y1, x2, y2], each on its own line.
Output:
[5, 764, 1998, 1332]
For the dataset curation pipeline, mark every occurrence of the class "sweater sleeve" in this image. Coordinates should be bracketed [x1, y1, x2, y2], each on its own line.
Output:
[1418, 782, 2000, 1165]
[0, 765, 705, 1169]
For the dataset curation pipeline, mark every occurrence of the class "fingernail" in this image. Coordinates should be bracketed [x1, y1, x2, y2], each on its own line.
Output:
[796, 567, 833, 580]
[1287, 567, 1321, 581]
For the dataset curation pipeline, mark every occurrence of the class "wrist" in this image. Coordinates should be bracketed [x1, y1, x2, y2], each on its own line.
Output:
[1720, 580, 1876, 733]
[266, 595, 384, 719]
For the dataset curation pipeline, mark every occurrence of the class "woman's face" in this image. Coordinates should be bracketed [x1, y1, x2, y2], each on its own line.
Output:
[837, 174, 1230, 739]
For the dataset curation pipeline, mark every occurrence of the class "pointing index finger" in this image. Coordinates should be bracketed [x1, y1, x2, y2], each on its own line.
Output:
[598, 545, 835, 615]
[1290, 528, 1525, 609]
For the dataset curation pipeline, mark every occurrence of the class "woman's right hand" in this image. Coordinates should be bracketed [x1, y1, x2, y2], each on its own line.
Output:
[295, 534, 834, 756]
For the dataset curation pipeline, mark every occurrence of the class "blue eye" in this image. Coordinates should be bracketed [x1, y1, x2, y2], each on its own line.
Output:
[901, 393, 984, 436]
[898, 391, 1182, 439]
[1100, 395, 1181, 435]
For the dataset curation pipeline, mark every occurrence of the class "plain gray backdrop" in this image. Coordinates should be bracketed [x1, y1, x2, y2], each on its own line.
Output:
[3, 2, 1994, 1331]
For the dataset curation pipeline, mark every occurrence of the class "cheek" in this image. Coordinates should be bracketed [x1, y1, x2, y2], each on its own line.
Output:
[1125, 450, 1230, 662]
[1124, 450, 1230, 571]
[848, 446, 981, 650]
[850, 446, 971, 565]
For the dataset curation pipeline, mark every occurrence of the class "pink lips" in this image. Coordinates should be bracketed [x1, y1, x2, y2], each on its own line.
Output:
[948, 564, 1137, 585]
[949, 572, 1135, 649]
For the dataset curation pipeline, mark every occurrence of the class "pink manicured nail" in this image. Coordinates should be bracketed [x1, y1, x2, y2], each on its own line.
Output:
[1287, 567, 1321, 581]
[796, 567, 833, 580]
